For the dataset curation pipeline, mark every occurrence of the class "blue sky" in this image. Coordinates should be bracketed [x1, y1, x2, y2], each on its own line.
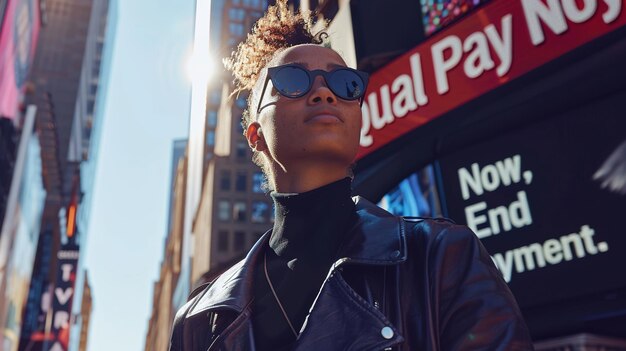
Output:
[84, 1, 194, 350]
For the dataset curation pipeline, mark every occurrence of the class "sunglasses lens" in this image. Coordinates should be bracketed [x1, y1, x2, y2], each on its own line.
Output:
[328, 69, 366, 100]
[272, 66, 310, 97]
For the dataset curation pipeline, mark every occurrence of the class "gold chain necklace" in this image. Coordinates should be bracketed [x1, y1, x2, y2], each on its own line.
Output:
[264, 251, 299, 338]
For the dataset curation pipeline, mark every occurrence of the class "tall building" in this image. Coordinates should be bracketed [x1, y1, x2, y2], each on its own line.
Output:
[11, 0, 117, 350]
[0, 107, 46, 351]
[190, 0, 275, 289]
[166, 140, 188, 238]
[144, 147, 188, 351]
[76, 271, 92, 351]
[68, 0, 117, 349]
[171, 0, 275, 311]
[0, 1, 45, 350]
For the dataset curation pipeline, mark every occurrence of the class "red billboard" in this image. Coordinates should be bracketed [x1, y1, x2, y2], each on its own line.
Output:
[0, 0, 41, 120]
[357, 0, 626, 159]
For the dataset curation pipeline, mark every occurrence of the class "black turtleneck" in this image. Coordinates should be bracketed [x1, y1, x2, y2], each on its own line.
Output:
[252, 177, 358, 351]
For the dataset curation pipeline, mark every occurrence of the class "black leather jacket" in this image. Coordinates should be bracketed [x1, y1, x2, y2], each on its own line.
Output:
[169, 197, 533, 350]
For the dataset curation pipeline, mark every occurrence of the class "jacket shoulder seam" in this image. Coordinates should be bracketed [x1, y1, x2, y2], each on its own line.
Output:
[402, 216, 456, 224]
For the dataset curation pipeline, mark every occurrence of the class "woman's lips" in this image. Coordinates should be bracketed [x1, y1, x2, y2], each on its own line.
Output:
[306, 114, 342, 124]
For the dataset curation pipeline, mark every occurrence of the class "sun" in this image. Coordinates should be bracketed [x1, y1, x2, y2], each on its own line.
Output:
[185, 54, 215, 84]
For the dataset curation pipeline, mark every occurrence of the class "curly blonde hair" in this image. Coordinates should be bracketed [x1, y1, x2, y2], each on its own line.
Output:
[224, 0, 327, 130]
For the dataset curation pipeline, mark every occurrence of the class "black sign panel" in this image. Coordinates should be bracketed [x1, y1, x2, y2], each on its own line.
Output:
[437, 91, 626, 309]
[47, 242, 79, 351]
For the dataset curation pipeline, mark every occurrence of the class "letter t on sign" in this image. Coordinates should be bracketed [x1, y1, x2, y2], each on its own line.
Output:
[61, 263, 73, 282]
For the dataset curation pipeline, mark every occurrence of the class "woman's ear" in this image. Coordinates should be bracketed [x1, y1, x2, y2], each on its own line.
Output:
[246, 122, 267, 152]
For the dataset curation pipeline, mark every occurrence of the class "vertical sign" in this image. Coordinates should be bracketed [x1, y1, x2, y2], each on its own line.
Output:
[47, 244, 79, 351]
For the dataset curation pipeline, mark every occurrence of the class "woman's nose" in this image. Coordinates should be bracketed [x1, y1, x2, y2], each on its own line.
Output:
[307, 76, 337, 105]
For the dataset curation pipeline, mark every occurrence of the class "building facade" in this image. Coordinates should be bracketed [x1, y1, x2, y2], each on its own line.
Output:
[11, 0, 116, 350]
[0, 106, 46, 351]
[0, 1, 45, 350]
[76, 271, 92, 351]
[169, 0, 275, 312]
[68, 0, 116, 349]
[190, 0, 275, 288]
[144, 146, 188, 351]
[146, 2, 277, 347]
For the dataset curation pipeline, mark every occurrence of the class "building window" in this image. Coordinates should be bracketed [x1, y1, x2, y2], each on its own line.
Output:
[243, 0, 261, 7]
[229, 8, 245, 21]
[236, 171, 247, 192]
[233, 201, 246, 222]
[236, 116, 245, 134]
[236, 141, 247, 160]
[207, 131, 215, 146]
[218, 201, 230, 221]
[236, 95, 247, 109]
[253, 172, 265, 193]
[220, 170, 231, 191]
[87, 99, 95, 115]
[90, 83, 98, 96]
[210, 91, 221, 105]
[217, 230, 229, 252]
[251, 201, 269, 223]
[234, 231, 246, 252]
[207, 111, 217, 127]
[229, 23, 244, 37]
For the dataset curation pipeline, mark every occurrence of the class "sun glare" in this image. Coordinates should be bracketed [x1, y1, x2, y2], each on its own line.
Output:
[186, 54, 215, 84]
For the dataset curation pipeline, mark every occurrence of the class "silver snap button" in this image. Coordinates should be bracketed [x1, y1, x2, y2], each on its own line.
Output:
[390, 250, 400, 258]
[381, 326, 394, 339]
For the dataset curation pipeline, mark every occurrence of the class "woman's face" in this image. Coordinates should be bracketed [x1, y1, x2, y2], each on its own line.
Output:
[248, 44, 363, 175]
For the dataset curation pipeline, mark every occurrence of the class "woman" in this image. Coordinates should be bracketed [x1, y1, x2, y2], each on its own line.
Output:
[170, 1, 533, 350]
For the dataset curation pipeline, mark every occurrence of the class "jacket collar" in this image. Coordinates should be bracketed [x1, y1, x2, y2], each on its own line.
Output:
[187, 196, 407, 317]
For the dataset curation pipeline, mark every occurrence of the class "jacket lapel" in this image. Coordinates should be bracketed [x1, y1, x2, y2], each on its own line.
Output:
[186, 230, 269, 350]
[293, 270, 404, 350]
[187, 228, 270, 317]
[336, 196, 407, 266]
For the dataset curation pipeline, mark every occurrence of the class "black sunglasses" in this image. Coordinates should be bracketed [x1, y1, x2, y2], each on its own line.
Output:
[256, 64, 369, 114]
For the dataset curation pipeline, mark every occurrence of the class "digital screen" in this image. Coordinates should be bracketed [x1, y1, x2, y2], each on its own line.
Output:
[0, 0, 40, 119]
[421, 0, 488, 36]
[436, 92, 626, 309]
[378, 164, 443, 218]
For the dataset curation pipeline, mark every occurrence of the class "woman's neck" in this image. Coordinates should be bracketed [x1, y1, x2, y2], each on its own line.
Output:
[269, 160, 353, 193]
[269, 177, 357, 259]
